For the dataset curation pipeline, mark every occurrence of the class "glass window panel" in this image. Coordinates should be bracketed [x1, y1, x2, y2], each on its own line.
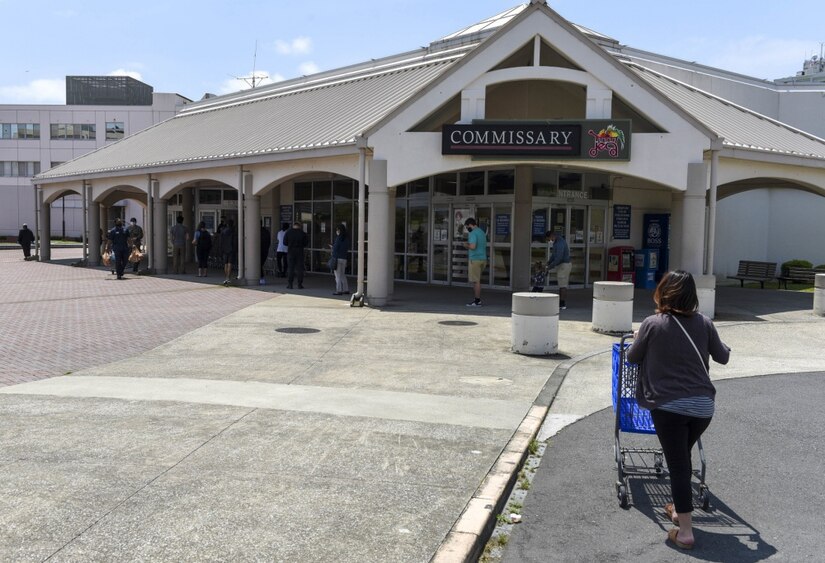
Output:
[32, 123, 40, 139]
[493, 206, 511, 244]
[488, 169, 514, 195]
[395, 184, 406, 198]
[432, 246, 449, 282]
[10, 124, 19, 138]
[407, 178, 429, 199]
[66, 124, 76, 139]
[533, 168, 558, 197]
[1, 124, 11, 138]
[58, 123, 67, 138]
[313, 180, 331, 200]
[407, 203, 429, 255]
[223, 189, 238, 201]
[559, 172, 582, 191]
[406, 255, 427, 281]
[394, 254, 404, 280]
[312, 201, 332, 251]
[459, 171, 484, 196]
[433, 173, 457, 197]
[294, 182, 312, 201]
[589, 207, 606, 246]
[199, 189, 221, 205]
[492, 247, 511, 286]
[11, 162, 19, 176]
[395, 199, 406, 253]
[531, 207, 548, 242]
[32, 162, 41, 175]
[333, 179, 353, 200]
[106, 121, 124, 140]
[570, 208, 586, 244]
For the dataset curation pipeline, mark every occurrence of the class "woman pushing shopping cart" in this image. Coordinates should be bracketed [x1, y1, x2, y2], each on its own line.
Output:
[614, 270, 730, 550]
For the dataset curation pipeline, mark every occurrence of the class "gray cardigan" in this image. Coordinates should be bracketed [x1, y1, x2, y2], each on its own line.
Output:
[626, 312, 731, 410]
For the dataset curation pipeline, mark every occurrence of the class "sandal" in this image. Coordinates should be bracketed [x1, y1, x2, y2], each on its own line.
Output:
[664, 503, 679, 525]
[667, 528, 694, 550]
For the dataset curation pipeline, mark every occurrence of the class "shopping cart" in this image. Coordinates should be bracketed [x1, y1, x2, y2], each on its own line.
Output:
[613, 334, 710, 509]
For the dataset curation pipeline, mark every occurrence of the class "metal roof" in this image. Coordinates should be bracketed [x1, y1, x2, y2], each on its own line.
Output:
[36, 5, 825, 184]
[37, 53, 461, 180]
[630, 64, 825, 160]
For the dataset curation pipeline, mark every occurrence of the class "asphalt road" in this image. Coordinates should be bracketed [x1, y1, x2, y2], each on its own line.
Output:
[504, 372, 825, 562]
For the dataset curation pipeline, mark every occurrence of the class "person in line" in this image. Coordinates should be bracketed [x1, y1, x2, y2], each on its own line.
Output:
[260, 223, 272, 285]
[170, 215, 189, 274]
[276, 223, 289, 277]
[546, 231, 571, 310]
[17, 223, 35, 259]
[220, 219, 237, 285]
[127, 217, 144, 273]
[284, 222, 308, 289]
[194, 221, 212, 277]
[330, 223, 350, 295]
[627, 270, 731, 551]
[106, 218, 131, 280]
[463, 217, 487, 307]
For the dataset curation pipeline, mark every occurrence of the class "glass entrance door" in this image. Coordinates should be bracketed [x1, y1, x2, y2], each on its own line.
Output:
[431, 203, 506, 287]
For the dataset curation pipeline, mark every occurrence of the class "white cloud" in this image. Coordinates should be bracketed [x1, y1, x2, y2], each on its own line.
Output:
[218, 71, 284, 95]
[108, 69, 143, 81]
[705, 37, 814, 80]
[298, 61, 320, 76]
[0, 78, 65, 104]
[274, 36, 312, 55]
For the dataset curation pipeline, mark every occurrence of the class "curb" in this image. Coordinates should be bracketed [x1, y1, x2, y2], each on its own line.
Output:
[430, 404, 547, 563]
[429, 348, 611, 562]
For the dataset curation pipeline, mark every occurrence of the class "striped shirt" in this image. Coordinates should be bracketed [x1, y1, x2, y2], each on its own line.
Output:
[658, 396, 715, 418]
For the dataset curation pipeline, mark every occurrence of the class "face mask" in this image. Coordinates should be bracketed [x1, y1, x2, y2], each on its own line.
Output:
[466, 226, 473, 232]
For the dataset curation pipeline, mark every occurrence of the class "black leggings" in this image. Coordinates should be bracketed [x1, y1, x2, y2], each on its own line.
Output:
[651, 409, 712, 514]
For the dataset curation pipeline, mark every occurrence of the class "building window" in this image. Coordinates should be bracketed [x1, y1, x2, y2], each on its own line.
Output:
[0, 161, 41, 177]
[106, 121, 124, 140]
[50, 161, 65, 169]
[1, 123, 40, 139]
[50, 123, 96, 140]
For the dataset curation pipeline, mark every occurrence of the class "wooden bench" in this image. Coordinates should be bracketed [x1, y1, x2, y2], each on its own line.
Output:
[727, 260, 777, 289]
[777, 267, 825, 289]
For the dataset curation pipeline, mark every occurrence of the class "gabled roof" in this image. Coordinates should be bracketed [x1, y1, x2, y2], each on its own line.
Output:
[35, 2, 825, 184]
[36, 50, 464, 181]
[630, 64, 825, 160]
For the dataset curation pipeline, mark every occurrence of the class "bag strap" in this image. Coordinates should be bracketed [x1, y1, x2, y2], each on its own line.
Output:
[670, 314, 708, 376]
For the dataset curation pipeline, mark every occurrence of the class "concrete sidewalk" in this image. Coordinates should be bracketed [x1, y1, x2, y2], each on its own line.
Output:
[1, 248, 822, 561]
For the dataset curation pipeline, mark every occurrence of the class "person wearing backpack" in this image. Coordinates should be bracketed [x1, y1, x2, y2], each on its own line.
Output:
[194, 221, 213, 277]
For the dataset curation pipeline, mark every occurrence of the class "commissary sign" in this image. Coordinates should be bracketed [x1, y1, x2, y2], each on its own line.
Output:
[442, 120, 631, 160]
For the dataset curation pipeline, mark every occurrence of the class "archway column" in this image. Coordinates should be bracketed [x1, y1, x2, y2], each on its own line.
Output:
[152, 181, 168, 274]
[243, 174, 260, 284]
[88, 190, 101, 266]
[182, 188, 194, 265]
[367, 159, 391, 306]
[680, 163, 708, 276]
[512, 166, 533, 291]
[38, 188, 51, 262]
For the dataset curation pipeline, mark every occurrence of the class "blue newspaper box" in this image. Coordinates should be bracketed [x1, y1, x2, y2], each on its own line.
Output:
[635, 248, 659, 289]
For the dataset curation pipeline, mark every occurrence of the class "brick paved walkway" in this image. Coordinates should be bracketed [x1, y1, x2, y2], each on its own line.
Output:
[0, 248, 275, 387]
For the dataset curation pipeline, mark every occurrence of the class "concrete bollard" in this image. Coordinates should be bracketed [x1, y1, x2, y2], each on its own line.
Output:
[592, 281, 634, 335]
[814, 274, 825, 317]
[696, 274, 716, 319]
[511, 292, 559, 355]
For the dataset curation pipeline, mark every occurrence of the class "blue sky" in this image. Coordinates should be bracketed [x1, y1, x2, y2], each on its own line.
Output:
[2, 0, 823, 104]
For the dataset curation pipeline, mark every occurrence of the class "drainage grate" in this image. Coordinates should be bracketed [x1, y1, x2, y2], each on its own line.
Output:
[438, 320, 478, 327]
[275, 327, 320, 334]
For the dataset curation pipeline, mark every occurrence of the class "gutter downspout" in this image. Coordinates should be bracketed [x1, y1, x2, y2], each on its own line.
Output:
[706, 139, 723, 275]
[351, 135, 368, 307]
